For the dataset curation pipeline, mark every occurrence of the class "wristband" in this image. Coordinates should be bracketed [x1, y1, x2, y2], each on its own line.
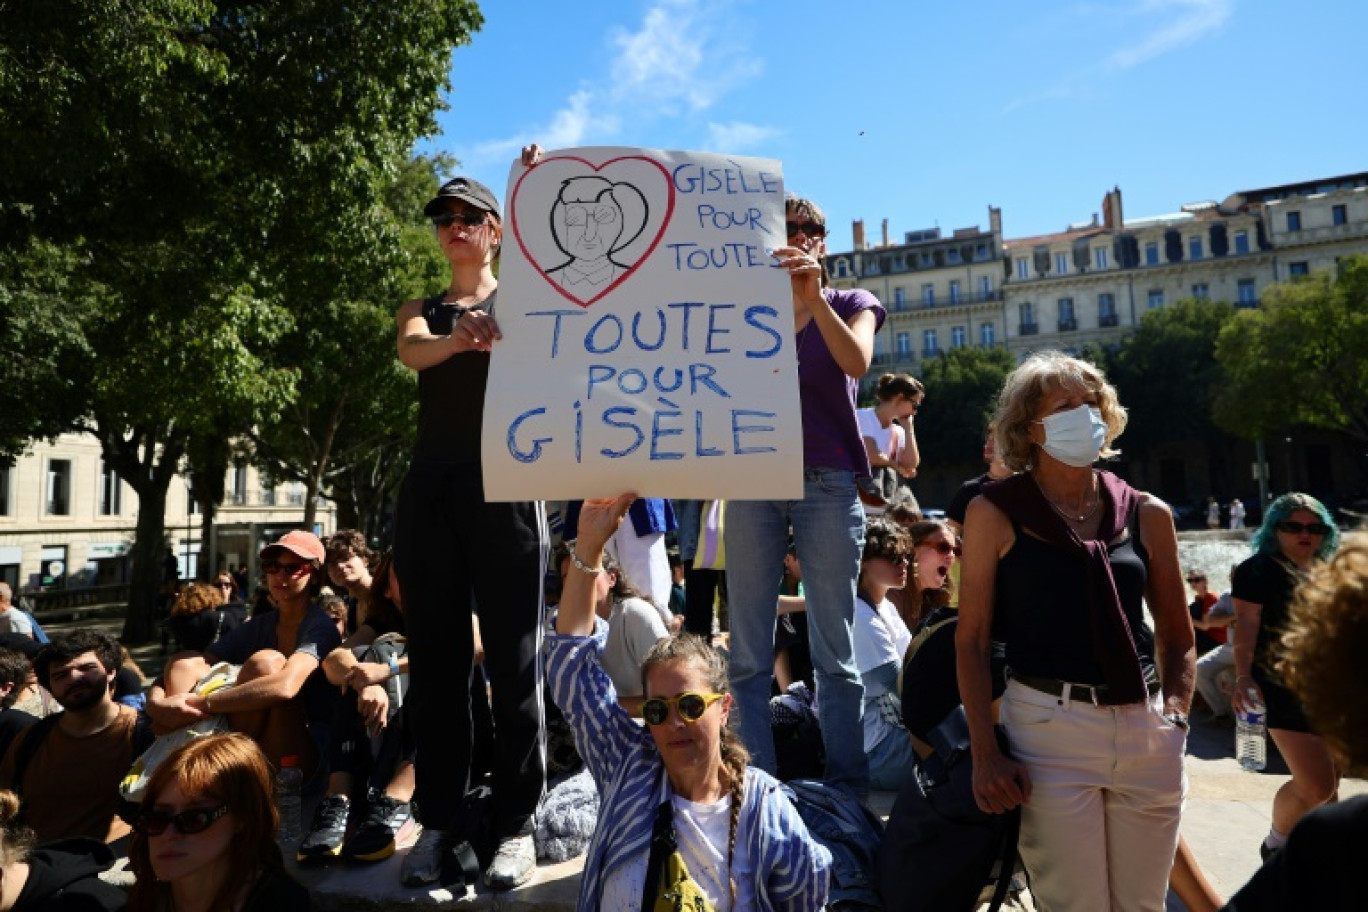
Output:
[388, 655, 400, 678]
[567, 544, 604, 576]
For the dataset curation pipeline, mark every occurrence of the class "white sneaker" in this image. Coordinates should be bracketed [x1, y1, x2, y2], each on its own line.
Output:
[485, 833, 536, 890]
[400, 827, 447, 886]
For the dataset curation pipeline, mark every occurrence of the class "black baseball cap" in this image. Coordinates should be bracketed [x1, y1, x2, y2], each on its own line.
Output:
[423, 177, 501, 218]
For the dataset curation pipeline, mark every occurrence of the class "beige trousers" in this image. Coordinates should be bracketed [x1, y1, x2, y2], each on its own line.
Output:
[1001, 677, 1187, 912]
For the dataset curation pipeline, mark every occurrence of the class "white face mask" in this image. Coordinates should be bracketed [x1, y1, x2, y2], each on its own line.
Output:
[1037, 404, 1107, 467]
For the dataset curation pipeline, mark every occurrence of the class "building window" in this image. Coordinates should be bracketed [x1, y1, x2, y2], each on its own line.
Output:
[1098, 293, 1117, 327]
[0, 466, 11, 516]
[1237, 279, 1257, 306]
[979, 276, 991, 298]
[921, 284, 934, 306]
[1019, 302, 1036, 334]
[896, 332, 911, 357]
[1289, 261, 1310, 277]
[976, 243, 988, 259]
[46, 459, 71, 515]
[259, 471, 276, 507]
[980, 322, 996, 346]
[287, 483, 306, 507]
[1287, 211, 1301, 232]
[1333, 204, 1347, 226]
[99, 461, 121, 516]
[946, 248, 961, 265]
[951, 325, 967, 348]
[1188, 237, 1203, 260]
[1144, 242, 1159, 265]
[893, 287, 906, 310]
[1054, 252, 1068, 275]
[1058, 298, 1076, 331]
[1094, 247, 1109, 270]
[1016, 258, 1029, 280]
[1148, 289, 1165, 309]
[834, 259, 850, 279]
[1192, 283, 1210, 300]
[1234, 230, 1250, 254]
[949, 280, 961, 304]
[923, 329, 939, 355]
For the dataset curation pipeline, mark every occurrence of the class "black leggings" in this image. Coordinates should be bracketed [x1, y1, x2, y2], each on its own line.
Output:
[394, 461, 547, 838]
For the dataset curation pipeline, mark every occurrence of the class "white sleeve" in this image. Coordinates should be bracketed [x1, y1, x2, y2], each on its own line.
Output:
[852, 599, 899, 674]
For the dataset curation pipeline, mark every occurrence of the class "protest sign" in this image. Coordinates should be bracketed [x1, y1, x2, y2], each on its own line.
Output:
[481, 146, 803, 501]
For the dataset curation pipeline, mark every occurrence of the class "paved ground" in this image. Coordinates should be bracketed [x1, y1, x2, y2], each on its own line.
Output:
[91, 620, 1363, 910]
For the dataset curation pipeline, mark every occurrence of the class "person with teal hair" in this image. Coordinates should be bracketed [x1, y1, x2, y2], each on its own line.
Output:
[1231, 492, 1342, 862]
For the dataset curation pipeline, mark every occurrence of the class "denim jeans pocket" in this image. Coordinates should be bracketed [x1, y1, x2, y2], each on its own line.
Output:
[809, 468, 857, 499]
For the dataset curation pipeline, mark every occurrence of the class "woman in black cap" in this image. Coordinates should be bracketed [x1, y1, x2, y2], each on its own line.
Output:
[392, 164, 548, 890]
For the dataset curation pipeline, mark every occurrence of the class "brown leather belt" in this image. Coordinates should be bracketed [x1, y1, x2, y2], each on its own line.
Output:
[1011, 672, 1161, 706]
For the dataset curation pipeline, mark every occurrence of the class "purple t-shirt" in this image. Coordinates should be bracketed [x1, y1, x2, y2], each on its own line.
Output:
[796, 288, 885, 476]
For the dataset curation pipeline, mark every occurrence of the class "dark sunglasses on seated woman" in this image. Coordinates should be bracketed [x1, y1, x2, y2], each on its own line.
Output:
[786, 220, 826, 239]
[1275, 520, 1331, 536]
[641, 692, 724, 726]
[432, 210, 489, 229]
[135, 805, 228, 837]
[261, 560, 312, 577]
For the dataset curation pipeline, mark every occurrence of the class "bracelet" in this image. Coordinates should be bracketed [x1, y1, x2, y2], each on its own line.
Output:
[388, 655, 400, 678]
[567, 544, 604, 576]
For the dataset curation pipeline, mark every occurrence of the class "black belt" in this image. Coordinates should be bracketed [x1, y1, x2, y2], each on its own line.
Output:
[1011, 672, 1161, 706]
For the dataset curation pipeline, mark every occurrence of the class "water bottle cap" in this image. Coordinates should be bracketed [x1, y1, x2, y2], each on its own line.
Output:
[281, 755, 302, 768]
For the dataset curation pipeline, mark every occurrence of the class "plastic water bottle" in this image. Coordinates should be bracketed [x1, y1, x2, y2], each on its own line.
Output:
[276, 755, 304, 851]
[1236, 691, 1267, 772]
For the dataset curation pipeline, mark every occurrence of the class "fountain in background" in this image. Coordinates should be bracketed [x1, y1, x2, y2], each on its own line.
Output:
[1177, 531, 1254, 593]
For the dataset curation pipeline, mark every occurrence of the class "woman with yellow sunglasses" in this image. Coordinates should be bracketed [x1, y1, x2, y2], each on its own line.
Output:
[548, 495, 832, 911]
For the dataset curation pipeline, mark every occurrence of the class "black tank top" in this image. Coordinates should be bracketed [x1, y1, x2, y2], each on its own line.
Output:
[993, 521, 1156, 686]
[412, 291, 497, 465]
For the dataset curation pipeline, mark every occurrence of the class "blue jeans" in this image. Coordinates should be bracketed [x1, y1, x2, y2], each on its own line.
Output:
[725, 468, 868, 795]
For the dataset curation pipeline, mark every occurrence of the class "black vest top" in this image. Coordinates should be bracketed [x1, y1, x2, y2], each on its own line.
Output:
[412, 291, 497, 465]
[993, 522, 1156, 686]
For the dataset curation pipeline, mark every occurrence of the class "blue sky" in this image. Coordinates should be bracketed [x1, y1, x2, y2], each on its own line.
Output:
[419, 0, 1366, 252]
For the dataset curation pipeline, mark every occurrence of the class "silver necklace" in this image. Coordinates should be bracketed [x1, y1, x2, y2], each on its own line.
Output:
[1035, 473, 1100, 523]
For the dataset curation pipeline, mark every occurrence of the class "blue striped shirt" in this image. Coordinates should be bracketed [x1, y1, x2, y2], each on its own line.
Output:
[546, 625, 832, 911]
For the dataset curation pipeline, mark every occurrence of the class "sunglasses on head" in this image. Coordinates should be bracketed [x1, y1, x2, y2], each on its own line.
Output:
[1186, 576, 1206, 584]
[786, 220, 826, 239]
[431, 210, 488, 229]
[871, 550, 912, 565]
[262, 560, 311, 577]
[920, 541, 963, 557]
[1275, 520, 1331, 536]
[641, 692, 724, 726]
[135, 805, 228, 837]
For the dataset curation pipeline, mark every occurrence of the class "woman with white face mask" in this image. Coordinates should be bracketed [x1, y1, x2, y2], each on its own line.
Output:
[955, 351, 1195, 912]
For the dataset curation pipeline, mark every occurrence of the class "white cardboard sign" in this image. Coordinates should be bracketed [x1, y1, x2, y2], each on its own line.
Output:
[481, 147, 803, 501]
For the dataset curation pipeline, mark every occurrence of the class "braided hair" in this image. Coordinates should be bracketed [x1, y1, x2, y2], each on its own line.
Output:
[641, 634, 750, 904]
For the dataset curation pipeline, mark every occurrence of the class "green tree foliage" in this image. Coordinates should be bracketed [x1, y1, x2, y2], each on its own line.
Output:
[1, 1, 485, 640]
[1215, 256, 1368, 445]
[915, 346, 1015, 468]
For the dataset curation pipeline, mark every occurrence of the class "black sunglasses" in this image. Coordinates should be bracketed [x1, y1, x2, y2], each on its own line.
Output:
[920, 541, 963, 557]
[1275, 520, 1331, 536]
[786, 220, 826, 239]
[642, 692, 723, 726]
[135, 805, 229, 837]
[432, 210, 488, 229]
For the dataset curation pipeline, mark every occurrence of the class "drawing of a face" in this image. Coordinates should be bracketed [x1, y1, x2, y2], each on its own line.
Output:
[563, 199, 624, 262]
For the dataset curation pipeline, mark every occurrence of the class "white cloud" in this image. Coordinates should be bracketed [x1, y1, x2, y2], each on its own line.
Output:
[453, 0, 763, 166]
[707, 121, 781, 151]
[1106, 0, 1234, 70]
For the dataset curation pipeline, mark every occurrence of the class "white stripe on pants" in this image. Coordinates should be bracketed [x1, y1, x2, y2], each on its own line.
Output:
[1001, 678, 1187, 912]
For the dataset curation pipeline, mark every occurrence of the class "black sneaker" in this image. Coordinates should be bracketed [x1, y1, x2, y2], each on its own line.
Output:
[297, 793, 350, 864]
[342, 795, 413, 863]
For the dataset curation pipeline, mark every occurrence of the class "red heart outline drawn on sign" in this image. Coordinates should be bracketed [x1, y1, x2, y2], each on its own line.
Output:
[510, 155, 676, 308]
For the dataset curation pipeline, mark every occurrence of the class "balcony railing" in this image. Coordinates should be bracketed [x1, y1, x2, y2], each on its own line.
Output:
[1099, 313, 1118, 327]
[917, 289, 1002, 309]
[922, 347, 941, 359]
[1058, 318, 1078, 332]
[1019, 322, 1039, 336]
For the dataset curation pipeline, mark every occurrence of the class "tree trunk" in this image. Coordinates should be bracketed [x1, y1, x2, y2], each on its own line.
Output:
[302, 394, 347, 530]
[122, 484, 169, 643]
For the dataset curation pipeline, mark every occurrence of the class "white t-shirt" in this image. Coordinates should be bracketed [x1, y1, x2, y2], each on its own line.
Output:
[856, 408, 904, 462]
[600, 596, 669, 698]
[853, 596, 912, 750]
[0, 608, 33, 637]
[599, 791, 756, 912]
